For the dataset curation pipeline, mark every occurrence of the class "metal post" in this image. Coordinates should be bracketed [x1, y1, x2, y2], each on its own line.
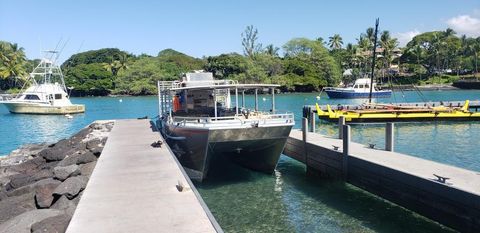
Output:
[213, 90, 217, 119]
[342, 125, 351, 181]
[235, 88, 239, 115]
[338, 116, 345, 139]
[271, 88, 275, 113]
[309, 111, 315, 132]
[254, 89, 258, 111]
[242, 90, 245, 108]
[302, 117, 308, 164]
[386, 122, 394, 152]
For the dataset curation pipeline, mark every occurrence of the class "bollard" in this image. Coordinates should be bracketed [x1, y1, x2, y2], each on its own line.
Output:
[302, 117, 308, 164]
[338, 116, 346, 139]
[342, 125, 350, 181]
[385, 122, 394, 152]
[309, 111, 315, 133]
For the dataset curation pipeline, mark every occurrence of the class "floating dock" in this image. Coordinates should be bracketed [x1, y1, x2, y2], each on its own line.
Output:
[283, 126, 480, 233]
[66, 119, 222, 233]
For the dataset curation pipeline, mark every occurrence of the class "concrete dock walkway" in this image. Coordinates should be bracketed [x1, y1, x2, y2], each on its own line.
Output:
[66, 119, 220, 233]
[284, 129, 480, 232]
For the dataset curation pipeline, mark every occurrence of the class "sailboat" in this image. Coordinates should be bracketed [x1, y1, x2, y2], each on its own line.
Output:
[0, 51, 85, 114]
[316, 19, 480, 123]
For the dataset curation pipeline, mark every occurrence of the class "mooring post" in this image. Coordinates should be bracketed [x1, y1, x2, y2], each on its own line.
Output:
[309, 111, 315, 133]
[385, 122, 394, 152]
[302, 117, 308, 164]
[342, 125, 350, 181]
[338, 116, 346, 139]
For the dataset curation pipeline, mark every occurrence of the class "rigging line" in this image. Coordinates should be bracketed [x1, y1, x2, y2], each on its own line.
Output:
[55, 38, 70, 64]
[50, 38, 63, 60]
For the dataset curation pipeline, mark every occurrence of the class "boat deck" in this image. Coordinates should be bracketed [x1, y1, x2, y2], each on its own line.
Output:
[66, 119, 220, 233]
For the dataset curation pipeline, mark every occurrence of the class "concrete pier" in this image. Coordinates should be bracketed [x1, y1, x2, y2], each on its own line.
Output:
[66, 119, 221, 233]
[284, 129, 480, 233]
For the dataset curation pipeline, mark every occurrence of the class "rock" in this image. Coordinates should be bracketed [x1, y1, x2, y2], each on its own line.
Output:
[53, 165, 79, 181]
[0, 209, 62, 233]
[38, 147, 67, 162]
[39, 138, 87, 162]
[50, 195, 75, 211]
[30, 213, 71, 233]
[34, 180, 61, 208]
[7, 157, 46, 173]
[86, 139, 104, 157]
[78, 161, 96, 177]
[5, 169, 53, 191]
[0, 192, 36, 224]
[76, 151, 96, 164]
[0, 144, 48, 167]
[53, 176, 88, 199]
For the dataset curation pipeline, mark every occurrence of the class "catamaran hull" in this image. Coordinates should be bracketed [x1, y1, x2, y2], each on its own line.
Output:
[325, 90, 391, 99]
[161, 123, 292, 181]
[1, 102, 85, 114]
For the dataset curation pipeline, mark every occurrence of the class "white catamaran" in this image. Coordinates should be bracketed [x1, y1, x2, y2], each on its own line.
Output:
[0, 51, 85, 114]
[157, 72, 294, 181]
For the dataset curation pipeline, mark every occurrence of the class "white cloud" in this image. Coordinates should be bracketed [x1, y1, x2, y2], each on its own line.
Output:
[446, 15, 480, 37]
[394, 29, 421, 47]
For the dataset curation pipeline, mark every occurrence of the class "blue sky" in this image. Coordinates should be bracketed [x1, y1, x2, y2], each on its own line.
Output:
[1, 0, 479, 63]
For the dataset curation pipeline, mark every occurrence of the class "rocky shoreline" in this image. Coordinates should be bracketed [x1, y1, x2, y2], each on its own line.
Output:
[0, 121, 114, 233]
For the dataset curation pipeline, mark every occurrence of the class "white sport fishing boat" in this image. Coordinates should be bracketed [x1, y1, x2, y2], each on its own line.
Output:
[0, 51, 85, 114]
[156, 72, 294, 181]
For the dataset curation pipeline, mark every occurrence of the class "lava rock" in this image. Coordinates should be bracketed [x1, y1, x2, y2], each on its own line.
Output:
[50, 195, 75, 211]
[30, 213, 71, 233]
[78, 161, 96, 176]
[5, 169, 53, 191]
[53, 176, 88, 199]
[0, 209, 62, 233]
[34, 179, 61, 208]
[76, 151, 96, 164]
[53, 165, 79, 181]
[0, 192, 36, 224]
[8, 157, 45, 174]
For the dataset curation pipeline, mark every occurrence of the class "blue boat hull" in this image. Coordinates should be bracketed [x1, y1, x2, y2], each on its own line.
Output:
[325, 90, 391, 99]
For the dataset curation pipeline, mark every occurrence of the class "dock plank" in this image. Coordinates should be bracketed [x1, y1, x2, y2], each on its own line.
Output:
[66, 119, 219, 233]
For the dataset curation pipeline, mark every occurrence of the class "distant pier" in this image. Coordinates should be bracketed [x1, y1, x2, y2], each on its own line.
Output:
[66, 119, 222, 233]
[283, 120, 480, 233]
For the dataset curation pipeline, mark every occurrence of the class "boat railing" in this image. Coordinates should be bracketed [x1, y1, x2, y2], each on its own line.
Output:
[171, 111, 294, 127]
[0, 94, 13, 101]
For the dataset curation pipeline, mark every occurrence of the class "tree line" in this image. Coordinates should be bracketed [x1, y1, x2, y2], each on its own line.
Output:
[1, 25, 479, 95]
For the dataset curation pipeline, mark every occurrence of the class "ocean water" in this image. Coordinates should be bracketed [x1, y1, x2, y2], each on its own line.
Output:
[2, 90, 480, 232]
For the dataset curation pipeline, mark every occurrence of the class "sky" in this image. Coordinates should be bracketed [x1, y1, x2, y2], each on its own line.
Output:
[1, 0, 479, 63]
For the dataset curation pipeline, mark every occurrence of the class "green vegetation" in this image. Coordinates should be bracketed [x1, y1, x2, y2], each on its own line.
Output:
[1, 25, 479, 96]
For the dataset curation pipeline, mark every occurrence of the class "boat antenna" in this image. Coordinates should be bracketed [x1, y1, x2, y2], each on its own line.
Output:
[368, 18, 379, 104]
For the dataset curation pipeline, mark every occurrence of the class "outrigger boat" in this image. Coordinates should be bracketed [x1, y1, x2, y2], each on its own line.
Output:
[0, 51, 85, 114]
[315, 100, 480, 123]
[315, 19, 480, 123]
[156, 72, 294, 181]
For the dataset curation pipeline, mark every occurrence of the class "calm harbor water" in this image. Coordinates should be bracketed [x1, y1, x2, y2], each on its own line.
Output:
[2, 90, 480, 232]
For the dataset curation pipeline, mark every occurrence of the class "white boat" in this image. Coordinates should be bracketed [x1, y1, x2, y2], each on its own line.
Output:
[324, 78, 391, 99]
[0, 51, 85, 114]
[156, 72, 294, 181]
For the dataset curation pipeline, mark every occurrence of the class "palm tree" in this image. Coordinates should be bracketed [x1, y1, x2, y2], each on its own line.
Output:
[0, 42, 27, 89]
[328, 34, 343, 50]
[264, 44, 279, 57]
[379, 31, 399, 70]
[444, 28, 456, 38]
[103, 55, 129, 89]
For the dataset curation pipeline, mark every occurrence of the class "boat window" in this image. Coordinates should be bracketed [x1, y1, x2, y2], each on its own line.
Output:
[25, 95, 40, 100]
[359, 85, 364, 88]
[55, 94, 62, 99]
[365, 84, 369, 88]
[354, 85, 358, 88]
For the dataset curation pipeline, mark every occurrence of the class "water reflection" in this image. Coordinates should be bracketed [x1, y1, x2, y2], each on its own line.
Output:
[197, 156, 455, 233]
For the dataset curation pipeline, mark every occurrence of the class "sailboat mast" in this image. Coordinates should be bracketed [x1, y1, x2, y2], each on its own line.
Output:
[368, 18, 379, 103]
